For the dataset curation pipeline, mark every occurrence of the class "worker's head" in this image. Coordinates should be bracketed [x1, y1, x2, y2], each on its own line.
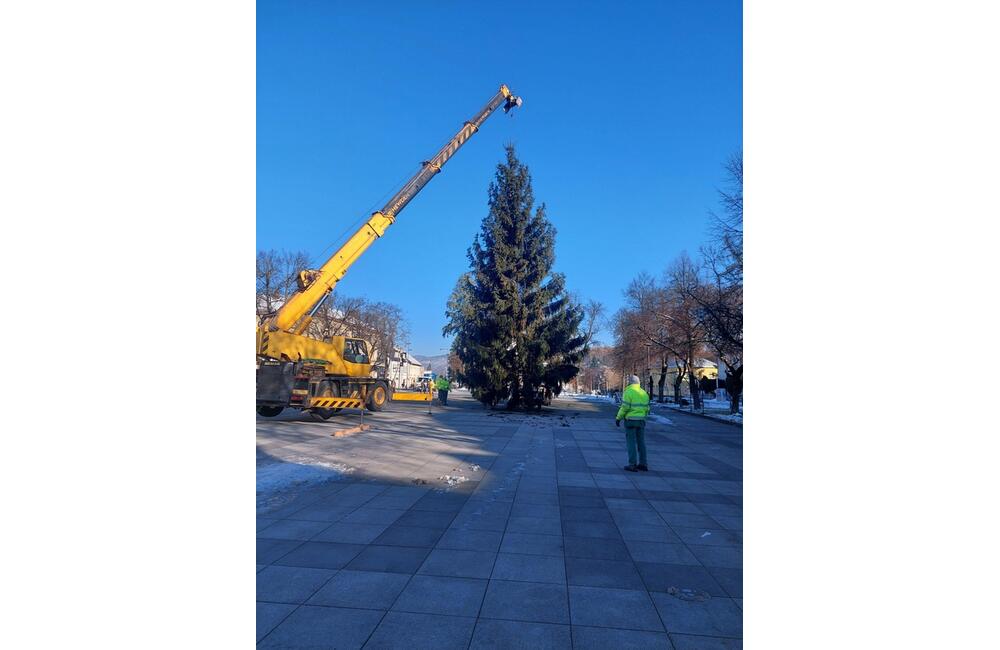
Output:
[628, 374, 641, 386]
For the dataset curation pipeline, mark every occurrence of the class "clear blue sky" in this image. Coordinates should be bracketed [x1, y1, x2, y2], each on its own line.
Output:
[258, 0, 742, 356]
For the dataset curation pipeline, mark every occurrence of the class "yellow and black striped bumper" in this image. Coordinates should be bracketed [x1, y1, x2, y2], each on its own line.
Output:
[308, 397, 365, 409]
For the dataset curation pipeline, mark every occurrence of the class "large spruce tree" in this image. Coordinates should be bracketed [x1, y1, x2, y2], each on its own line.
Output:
[444, 145, 586, 409]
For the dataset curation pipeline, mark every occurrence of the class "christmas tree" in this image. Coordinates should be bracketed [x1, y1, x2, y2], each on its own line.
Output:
[444, 145, 586, 409]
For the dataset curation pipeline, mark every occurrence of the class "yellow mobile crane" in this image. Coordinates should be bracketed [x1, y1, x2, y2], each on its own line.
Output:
[257, 84, 523, 418]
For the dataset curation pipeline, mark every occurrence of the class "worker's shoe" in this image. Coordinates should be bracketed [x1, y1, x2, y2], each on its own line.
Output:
[637, 464, 649, 472]
[624, 464, 638, 472]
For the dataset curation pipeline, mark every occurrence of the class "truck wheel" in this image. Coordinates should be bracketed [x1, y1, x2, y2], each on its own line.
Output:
[311, 381, 341, 420]
[257, 405, 284, 417]
[366, 381, 389, 412]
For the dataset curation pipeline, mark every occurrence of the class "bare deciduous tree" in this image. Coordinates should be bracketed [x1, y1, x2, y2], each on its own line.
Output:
[306, 296, 409, 377]
[582, 299, 606, 348]
[687, 152, 744, 413]
[256, 249, 312, 322]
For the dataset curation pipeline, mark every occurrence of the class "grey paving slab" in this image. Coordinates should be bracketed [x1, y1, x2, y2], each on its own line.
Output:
[687, 544, 742, 569]
[635, 562, 728, 597]
[514, 491, 560, 505]
[601, 487, 645, 499]
[286, 504, 357, 522]
[669, 634, 742, 649]
[256, 565, 336, 604]
[694, 503, 742, 518]
[256, 602, 295, 643]
[437, 528, 504, 551]
[565, 557, 645, 590]
[274, 541, 366, 570]
[257, 518, 278, 532]
[605, 497, 656, 511]
[412, 494, 470, 512]
[710, 515, 742, 531]
[394, 509, 456, 529]
[625, 540, 701, 566]
[561, 495, 606, 508]
[612, 509, 669, 527]
[500, 531, 564, 557]
[345, 545, 431, 574]
[257, 537, 302, 565]
[364, 611, 477, 650]
[392, 575, 488, 617]
[558, 486, 602, 498]
[562, 519, 622, 540]
[649, 499, 704, 515]
[449, 513, 509, 532]
[658, 512, 725, 528]
[253, 518, 332, 541]
[510, 503, 561, 519]
[568, 585, 663, 632]
[571, 625, 674, 649]
[705, 566, 742, 598]
[418, 548, 497, 579]
[340, 508, 406, 525]
[479, 579, 570, 624]
[650, 592, 742, 638]
[491, 552, 566, 584]
[563, 535, 630, 561]
[312, 522, 390, 544]
[505, 515, 562, 536]
[470, 618, 572, 649]
[366, 495, 423, 510]
[672, 527, 742, 547]
[384, 485, 433, 499]
[374, 524, 445, 548]
[307, 569, 410, 609]
[463, 500, 514, 517]
[560, 506, 614, 524]
[616, 523, 682, 543]
[258, 604, 383, 648]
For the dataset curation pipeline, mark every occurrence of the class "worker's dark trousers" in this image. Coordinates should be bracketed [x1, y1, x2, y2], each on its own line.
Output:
[624, 420, 647, 466]
[438, 389, 448, 405]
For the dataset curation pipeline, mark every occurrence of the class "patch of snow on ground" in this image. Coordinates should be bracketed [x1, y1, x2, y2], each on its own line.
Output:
[565, 393, 615, 403]
[256, 457, 354, 498]
[648, 413, 675, 426]
[439, 475, 468, 486]
[659, 401, 743, 423]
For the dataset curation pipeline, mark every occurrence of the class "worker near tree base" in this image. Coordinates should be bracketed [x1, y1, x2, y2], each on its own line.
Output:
[435, 375, 451, 406]
[616, 374, 650, 472]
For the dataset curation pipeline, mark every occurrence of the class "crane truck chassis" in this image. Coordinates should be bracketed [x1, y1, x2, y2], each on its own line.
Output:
[256, 84, 522, 419]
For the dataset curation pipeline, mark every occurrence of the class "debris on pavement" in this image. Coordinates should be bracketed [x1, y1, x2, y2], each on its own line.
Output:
[667, 586, 711, 602]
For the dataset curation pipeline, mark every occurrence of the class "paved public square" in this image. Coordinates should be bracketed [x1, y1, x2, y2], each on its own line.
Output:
[257, 389, 743, 649]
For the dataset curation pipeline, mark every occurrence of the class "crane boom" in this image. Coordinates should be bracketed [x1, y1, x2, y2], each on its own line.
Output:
[267, 84, 522, 334]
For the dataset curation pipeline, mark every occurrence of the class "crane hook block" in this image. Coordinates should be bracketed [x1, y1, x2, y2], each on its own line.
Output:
[503, 95, 523, 113]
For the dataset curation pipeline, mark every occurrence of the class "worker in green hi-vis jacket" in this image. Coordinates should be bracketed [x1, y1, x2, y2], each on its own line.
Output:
[435, 375, 451, 406]
[616, 374, 650, 472]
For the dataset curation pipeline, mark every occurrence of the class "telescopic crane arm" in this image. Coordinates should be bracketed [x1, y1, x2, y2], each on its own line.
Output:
[266, 84, 523, 335]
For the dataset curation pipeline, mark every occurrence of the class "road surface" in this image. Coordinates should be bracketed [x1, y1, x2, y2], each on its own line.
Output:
[257, 387, 742, 648]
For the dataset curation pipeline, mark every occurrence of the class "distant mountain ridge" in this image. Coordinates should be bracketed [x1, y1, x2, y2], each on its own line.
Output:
[412, 353, 448, 374]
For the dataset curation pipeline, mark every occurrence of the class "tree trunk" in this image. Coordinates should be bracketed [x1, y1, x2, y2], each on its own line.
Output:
[726, 365, 742, 414]
[688, 363, 702, 411]
[657, 361, 667, 403]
